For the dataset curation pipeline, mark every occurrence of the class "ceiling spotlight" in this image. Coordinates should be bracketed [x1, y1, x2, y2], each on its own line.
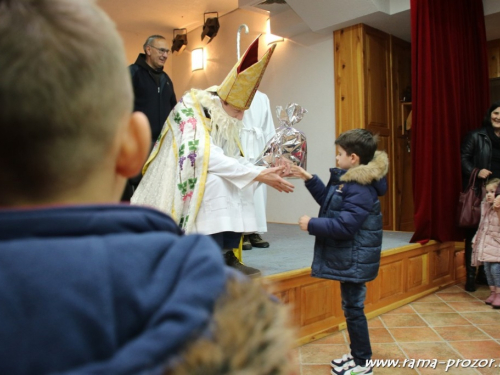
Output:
[201, 12, 219, 44]
[172, 28, 188, 54]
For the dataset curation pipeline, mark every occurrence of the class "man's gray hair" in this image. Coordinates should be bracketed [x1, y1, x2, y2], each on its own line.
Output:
[143, 35, 166, 52]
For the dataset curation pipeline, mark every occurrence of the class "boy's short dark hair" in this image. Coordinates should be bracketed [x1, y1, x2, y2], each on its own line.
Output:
[0, 0, 132, 203]
[335, 129, 378, 165]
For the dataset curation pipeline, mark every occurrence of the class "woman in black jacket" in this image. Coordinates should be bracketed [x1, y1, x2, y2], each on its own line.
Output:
[460, 101, 500, 291]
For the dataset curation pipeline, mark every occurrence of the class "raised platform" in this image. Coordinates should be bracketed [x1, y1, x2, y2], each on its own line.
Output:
[245, 223, 466, 345]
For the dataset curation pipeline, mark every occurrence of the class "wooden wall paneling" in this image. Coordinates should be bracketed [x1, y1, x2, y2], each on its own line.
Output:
[334, 24, 413, 230]
[300, 280, 335, 326]
[487, 39, 500, 78]
[378, 259, 404, 299]
[334, 25, 364, 135]
[364, 26, 393, 230]
[454, 245, 466, 281]
[374, 130, 392, 229]
[430, 244, 454, 283]
[265, 241, 460, 346]
[298, 279, 343, 342]
[363, 25, 391, 130]
[390, 36, 413, 231]
[406, 253, 428, 291]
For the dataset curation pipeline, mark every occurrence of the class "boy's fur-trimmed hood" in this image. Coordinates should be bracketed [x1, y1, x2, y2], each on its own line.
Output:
[165, 278, 296, 375]
[340, 151, 389, 185]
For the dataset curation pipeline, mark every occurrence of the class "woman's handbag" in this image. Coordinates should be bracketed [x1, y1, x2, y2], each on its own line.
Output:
[457, 168, 482, 228]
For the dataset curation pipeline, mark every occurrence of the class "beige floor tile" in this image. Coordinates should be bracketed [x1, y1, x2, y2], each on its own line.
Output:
[461, 312, 500, 325]
[300, 364, 331, 375]
[449, 340, 500, 359]
[368, 316, 384, 328]
[300, 343, 349, 364]
[296, 285, 500, 374]
[478, 324, 500, 340]
[448, 301, 495, 312]
[384, 305, 416, 314]
[434, 325, 490, 341]
[413, 294, 442, 303]
[437, 292, 479, 302]
[419, 312, 472, 326]
[371, 343, 408, 360]
[438, 285, 470, 294]
[309, 330, 346, 345]
[398, 342, 461, 360]
[419, 365, 483, 375]
[372, 366, 419, 374]
[388, 327, 442, 342]
[411, 302, 455, 313]
[476, 359, 500, 375]
[381, 314, 428, 327]
[369, 327, 395, 343]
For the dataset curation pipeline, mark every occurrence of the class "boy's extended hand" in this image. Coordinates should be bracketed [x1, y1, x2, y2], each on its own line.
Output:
[255, 166, 295, 193]
[291, 165, 313, 181]
[298, 215, 310, 231]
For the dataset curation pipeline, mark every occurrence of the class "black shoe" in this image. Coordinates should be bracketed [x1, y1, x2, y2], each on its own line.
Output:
[224, 251, 261, 278]
[248, 233, 269, 248]
[476, 266, 488, 285]
[242, 235, 252, 250]
[465, 275, 476, 292]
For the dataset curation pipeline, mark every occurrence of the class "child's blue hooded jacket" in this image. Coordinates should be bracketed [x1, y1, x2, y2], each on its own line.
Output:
[0, 205, 227, 375]
[304, 151, 389, 283]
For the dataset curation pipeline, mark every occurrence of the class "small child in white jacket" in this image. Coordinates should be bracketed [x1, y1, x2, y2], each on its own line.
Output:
[472, 178, 500, 308]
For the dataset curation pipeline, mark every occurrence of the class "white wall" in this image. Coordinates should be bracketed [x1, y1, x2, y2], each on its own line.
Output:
[171, 9, 335, 225]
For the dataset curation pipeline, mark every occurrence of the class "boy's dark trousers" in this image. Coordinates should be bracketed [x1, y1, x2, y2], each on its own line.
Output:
[340, 281, 372, 366]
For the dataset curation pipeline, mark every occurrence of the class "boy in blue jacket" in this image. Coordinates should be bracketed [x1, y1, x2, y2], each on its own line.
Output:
[0, 1, 293, 374]
[292, 129, 388, 375]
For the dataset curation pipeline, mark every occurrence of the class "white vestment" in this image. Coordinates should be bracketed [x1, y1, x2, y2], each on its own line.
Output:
[131, 89, 264, 235]
[240, 91, 276, 233]
[193, 141, 263, 234]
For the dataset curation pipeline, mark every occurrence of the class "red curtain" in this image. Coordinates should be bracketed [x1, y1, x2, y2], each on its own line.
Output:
[410, 0, 490, 242]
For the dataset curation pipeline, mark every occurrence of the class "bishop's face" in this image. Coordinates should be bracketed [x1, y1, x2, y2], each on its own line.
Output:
[221, 101, 245, 120]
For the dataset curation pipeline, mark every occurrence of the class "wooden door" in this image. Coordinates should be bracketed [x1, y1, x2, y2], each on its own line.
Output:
[363, 25, 392, 230]
[391, 36, 414, 231]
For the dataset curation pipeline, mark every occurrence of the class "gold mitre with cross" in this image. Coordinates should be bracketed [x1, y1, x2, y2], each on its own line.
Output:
[217, 35, 276, 111]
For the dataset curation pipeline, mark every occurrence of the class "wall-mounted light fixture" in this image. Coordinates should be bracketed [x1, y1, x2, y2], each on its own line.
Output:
[172, 28, 188, 54]
[201, 12, 219, 44]
[265, 18, 284, 45]
[191, 48, 205, 71]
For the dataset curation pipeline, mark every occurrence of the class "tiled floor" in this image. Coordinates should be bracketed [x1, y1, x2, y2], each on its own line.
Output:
[292, 284, 500, 374]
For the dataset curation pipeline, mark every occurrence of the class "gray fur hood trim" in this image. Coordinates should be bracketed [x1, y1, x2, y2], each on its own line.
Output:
[165, 278, 296, 375]
[340, 151, 389, 185]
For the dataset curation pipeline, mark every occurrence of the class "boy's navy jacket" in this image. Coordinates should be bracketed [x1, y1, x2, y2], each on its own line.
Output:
[0, 205, 226, 375]
[305, 151, 389, 283]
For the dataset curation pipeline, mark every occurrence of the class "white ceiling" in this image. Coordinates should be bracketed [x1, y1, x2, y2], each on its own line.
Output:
[98, 0, 500, 43]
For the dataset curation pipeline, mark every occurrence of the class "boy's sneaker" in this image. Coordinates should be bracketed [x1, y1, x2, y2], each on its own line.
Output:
[331, 360, 373, 375]
[331, 353, 353, 368]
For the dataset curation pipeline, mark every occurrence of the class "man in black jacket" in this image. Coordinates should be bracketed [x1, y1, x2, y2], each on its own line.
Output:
[123, 35, 177, 200]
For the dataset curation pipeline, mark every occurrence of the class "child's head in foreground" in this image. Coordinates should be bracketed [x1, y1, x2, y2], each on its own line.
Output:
[334, 129, 378, 169]
[0, 0, 150, 207]
[485, 178, 500, 205]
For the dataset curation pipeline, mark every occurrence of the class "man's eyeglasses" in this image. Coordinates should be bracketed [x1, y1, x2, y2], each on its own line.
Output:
[148, 45, 170, 55]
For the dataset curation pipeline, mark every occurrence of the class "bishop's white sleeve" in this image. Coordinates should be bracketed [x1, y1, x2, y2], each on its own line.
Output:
[208, 141, 265, 190]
